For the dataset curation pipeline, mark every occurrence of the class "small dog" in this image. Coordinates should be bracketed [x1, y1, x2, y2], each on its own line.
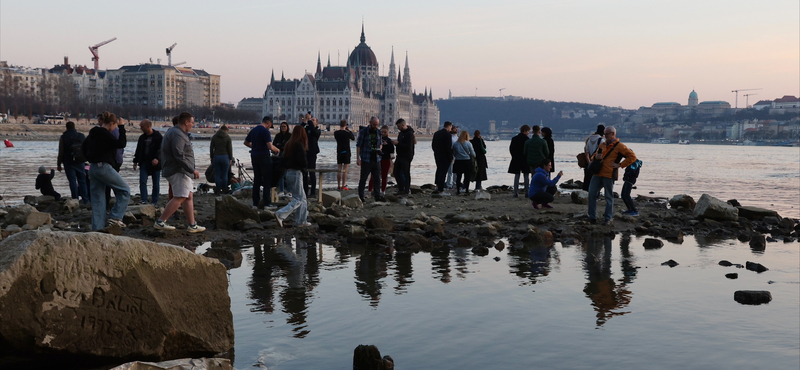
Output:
[196, 183, 212, 194]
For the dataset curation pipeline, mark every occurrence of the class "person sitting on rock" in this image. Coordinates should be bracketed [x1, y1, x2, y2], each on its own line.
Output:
[35, 166, 61, 201]
[528, 160, 562, 209]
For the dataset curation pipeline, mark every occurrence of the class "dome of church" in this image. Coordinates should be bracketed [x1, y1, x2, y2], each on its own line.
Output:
[689, 90, 698, 99]
[348, 27, 378, 67]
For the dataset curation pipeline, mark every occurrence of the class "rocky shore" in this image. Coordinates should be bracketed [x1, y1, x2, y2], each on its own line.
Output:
[2, 182, 797, 255]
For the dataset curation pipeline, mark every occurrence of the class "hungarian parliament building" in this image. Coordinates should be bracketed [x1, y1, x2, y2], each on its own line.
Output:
[262, 26, 440, 132]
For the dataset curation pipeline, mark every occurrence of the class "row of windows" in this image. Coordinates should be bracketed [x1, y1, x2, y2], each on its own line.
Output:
[269, 98, 351, 107]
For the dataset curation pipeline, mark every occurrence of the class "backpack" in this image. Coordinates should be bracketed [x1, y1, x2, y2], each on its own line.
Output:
[69, 134, 87, 163]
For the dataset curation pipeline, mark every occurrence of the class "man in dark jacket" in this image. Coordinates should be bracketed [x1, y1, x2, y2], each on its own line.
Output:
[356, 116, 384, 202]
[507, 125, 531, 198]
[303, 114, 321, 197]
[56, 121, 88, 203]
[245, 116, 281, 209]
[132, 119, 163, 205]
[392, 119, 415, 196]
[431, 121, 454, 194]
[523, 125, 549, 169]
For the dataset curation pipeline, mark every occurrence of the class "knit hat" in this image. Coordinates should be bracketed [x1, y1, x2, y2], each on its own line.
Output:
[38, 166, 47, 174]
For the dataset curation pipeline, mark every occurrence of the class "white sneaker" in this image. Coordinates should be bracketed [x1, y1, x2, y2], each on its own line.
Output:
[440, 192, 452, 196]
[154, 219, 175, 231]
[187, 224, 206, 233]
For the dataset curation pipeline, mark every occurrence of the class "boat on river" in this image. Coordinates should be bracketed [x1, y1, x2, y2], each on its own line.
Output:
[651, 138, 670, 144]
[678, 140, 690, 145]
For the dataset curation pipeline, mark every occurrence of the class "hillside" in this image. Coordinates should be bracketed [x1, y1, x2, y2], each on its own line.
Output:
[436, 97, 626, 133]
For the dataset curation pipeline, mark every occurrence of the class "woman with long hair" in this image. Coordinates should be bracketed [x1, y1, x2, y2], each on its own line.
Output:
[470, 129, 488, 189]
[82, 111, 129, 230]
[273, 122, 292, 197]
[275, 126, 310, 227]
[451, 130, 476, 195]
[541, 127, 555, 173]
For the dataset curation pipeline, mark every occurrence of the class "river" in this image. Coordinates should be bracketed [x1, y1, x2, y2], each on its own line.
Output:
[1, 140, 798, 218]
[1, 139, 799, 369]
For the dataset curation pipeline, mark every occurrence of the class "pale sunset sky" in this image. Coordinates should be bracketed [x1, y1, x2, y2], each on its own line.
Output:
[1, 0, 797, 109]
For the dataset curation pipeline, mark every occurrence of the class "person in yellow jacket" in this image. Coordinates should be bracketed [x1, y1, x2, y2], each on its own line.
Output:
[588, 126, 637, 225]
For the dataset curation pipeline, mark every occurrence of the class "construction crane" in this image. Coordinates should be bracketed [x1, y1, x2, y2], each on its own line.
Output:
[731, 88, 762, 109]
[166, 43, 177, 66]
[172, 62, 186, 67]
[499, 88, 506, 99]
[88, 37, 117, 70]
[743, 93, 758, 108]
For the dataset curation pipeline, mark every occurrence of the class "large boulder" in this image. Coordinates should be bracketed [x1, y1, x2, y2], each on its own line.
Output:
[215, 195, 260, 230]
[737, 206, 780, 221]
[320, 191, 341, 207]
[365, 216, 395, 232]
[110, 358, 233, 370]
[341, 194, 363, 208]
[5, 204, 51, 228]
[571, 190, 589, 205]
[0, 231, 234, 360]
[693, 194, 738, 221]
[669, 194, 696, 210]
[128, 204, 157, 219]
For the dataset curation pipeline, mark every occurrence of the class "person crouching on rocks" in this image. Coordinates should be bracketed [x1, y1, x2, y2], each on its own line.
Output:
[36, 166, 61, 201]
[528, 159, 562, 209]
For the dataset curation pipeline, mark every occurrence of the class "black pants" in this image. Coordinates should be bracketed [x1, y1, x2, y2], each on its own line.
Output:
[394, 157, 412, 194]
[252, 154, 272, 207]
[303, 152, 318, 197]
[453, 159, 473, 194]
[358, 160, 381, 200]
[434, 156, 450, 192]
[530, 185, 557, 205]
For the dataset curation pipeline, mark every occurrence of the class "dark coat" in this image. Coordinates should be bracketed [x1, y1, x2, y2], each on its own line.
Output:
[134, 130, 164, 172]
[544, 136, 555, 173]
[470, 136, 488, 182]
[431, 128, 453, 162]
[507, 133, 530, 174]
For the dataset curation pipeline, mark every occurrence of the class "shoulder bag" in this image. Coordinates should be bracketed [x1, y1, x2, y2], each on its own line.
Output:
[588, 140, 619, 175]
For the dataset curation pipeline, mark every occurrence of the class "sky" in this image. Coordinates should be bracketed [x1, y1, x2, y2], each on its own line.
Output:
[1, 0, 798, 110]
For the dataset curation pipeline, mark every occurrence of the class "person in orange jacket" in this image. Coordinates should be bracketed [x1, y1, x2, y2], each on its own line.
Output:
[587, 126, 637, 226]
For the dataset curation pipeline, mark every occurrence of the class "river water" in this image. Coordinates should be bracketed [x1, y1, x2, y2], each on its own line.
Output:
[1, 140, 798, 218]
[1, 140, 799, 369]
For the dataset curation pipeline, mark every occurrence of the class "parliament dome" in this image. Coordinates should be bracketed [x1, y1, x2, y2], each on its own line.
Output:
[348, 26, 378, 67]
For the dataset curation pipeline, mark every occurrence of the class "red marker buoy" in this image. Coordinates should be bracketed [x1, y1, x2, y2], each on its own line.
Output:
[3, 139, 13, 148]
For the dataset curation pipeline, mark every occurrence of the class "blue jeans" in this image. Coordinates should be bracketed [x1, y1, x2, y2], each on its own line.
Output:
[89, 162, 130, 230]
[64, 161, 89, 203]
[251, 154, 272, 207]
[621, 181, 637, 212]
[588, 176, 615, 221]
[276, 169, 307, 224]
[138, 166, 161, 204]
[213, 155, 230, 192]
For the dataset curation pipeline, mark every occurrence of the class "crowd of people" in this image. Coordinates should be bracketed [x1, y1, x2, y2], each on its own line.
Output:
[46, 113, 639, 231]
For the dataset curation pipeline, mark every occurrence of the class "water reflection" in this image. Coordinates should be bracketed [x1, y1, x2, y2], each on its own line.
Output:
[430, 247, 452, 283]
[353, 247, 389, 307]
[249, 237, 320, 338]
[507, 243, 559, 285]
[392, 251, 414, 294]
[582, 237, 633, 327]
